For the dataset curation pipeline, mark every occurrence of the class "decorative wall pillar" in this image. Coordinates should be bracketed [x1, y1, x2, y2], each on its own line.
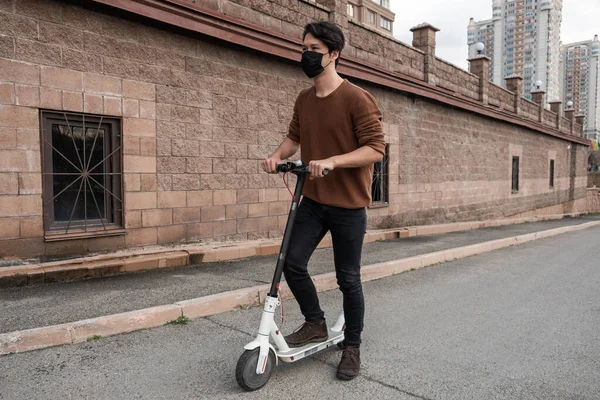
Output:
[316, 0, 348, 29]
[565, 106, 576, 135]
[530, 89, 545, 123]
[549, 101, 562, 129]
[468, 55, 491, 105]
[575, 114, 586, 136]
[505, 74, 523, 115]
[410, 23, 440, 85]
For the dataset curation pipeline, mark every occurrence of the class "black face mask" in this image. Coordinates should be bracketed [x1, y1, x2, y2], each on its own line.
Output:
[301, 51, 332, 78]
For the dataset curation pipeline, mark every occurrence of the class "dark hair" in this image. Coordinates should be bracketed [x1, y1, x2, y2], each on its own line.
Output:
[302, 21, 345, 66]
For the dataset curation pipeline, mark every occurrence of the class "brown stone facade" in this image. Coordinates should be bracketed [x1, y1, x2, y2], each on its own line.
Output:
[589, 173, 600, 188]
[0, 0, 592, 260]
[586, 189, 600, 213]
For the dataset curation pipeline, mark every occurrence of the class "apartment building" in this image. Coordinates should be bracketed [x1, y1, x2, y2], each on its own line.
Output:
[560, 35, 600, 141]
[467, 17, 495, 81]
[347, 0, 395, 36]
[468, 0, 563, 102]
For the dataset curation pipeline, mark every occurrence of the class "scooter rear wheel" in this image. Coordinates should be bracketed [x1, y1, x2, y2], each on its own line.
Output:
[235, 348, 276, 391]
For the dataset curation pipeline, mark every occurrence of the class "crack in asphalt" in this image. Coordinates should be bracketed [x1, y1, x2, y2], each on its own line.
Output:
[203, 316, 255, 338]
[311, 356, 434, 400]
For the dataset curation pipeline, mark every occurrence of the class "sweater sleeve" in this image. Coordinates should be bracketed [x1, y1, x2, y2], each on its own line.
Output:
[286, 93, 301, 143]
[351, 90, 385, 155]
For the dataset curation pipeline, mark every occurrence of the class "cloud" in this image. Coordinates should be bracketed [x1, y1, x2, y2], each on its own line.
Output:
[561, 1, 599, 44]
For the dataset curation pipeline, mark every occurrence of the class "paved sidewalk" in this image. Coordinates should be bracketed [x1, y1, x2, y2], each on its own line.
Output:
[1, 215, 598, 335]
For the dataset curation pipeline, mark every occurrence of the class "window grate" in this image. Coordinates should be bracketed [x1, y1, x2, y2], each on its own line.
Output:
[372, 144, 389, 204]
[41, 111, 123, 234]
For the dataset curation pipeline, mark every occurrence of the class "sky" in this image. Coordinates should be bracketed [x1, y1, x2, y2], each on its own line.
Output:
[390, 0, 600, 70]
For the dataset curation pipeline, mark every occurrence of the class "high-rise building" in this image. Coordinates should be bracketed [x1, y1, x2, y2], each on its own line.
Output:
[347, 0, 395, 36]
[467, 17, 495, 81]
[560, 35, 600, 141]
[468, 0, 563, 102]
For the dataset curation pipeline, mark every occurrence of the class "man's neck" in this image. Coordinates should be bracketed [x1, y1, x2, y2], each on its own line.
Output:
[314, 69, 344, 98]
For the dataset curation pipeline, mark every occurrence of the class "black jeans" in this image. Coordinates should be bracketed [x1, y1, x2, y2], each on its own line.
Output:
[283, 197, 367, 347]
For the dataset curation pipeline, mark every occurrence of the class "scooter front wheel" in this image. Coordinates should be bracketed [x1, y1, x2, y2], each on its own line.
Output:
[235, 348, 276, 391]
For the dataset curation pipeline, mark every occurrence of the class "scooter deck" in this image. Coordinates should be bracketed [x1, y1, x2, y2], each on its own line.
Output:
[276, 329, 344, 363]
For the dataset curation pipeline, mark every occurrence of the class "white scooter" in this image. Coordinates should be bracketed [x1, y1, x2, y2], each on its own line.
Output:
[235, 160, 345, 391]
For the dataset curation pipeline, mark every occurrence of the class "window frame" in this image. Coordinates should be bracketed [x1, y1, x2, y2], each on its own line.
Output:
[511, 156, 520, 193]
[368, 10, 376, 25]
[380, 16, 392, 31]
[370, 144, 390, 207]
[40, 110, 124, 236]
[347, 3, 355, 18]
[549, 159, 555, 189]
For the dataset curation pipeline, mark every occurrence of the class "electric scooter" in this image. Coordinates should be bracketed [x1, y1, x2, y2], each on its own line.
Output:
[235, 160, 345, 391]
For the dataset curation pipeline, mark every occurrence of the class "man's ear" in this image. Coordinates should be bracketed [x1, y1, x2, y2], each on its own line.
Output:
[330, 49, 339, 62]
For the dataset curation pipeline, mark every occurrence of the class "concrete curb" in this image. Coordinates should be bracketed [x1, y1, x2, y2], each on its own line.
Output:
[0, 213, 584, 288]
[2, 219, 598, 356]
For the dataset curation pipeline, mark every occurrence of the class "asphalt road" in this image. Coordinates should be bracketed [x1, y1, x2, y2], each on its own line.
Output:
[1, 216, 598, 333]
[1, 225, 599, 399]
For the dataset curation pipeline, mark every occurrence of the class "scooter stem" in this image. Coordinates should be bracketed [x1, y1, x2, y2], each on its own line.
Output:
[267, 171, 307, 298]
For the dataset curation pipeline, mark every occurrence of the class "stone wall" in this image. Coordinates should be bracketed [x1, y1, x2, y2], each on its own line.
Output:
[522, 99, 539, 122]
[589, 173, 600, 188]
[366, 82, 589, 227]
[488, 83, 515, 111]
[586, 189, 600, 213]
[0, 0, 591, 259]
[543, 109, 556, 127]
[434, 57, 479, 100]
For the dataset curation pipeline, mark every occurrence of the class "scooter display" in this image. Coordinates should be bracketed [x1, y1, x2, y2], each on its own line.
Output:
[235, 160, 344, 391]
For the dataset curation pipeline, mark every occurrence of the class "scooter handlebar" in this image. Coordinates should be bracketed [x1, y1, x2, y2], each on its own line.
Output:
[276, 162, 329, 176]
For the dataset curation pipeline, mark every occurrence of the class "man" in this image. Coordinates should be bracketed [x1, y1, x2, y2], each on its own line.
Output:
[261, 21, 385, 380]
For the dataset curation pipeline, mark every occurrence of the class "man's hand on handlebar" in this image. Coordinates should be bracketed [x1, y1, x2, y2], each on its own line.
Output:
[261, 156, 282, 174]
[308, 158, 335, 179]
[262, 158, 332, 177]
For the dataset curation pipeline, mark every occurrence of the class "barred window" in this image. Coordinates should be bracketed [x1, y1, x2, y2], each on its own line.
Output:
[371, 144, 389, 204]
[41, 111, 123, 236]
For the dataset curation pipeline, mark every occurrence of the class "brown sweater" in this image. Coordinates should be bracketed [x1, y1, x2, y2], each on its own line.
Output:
[287, 79, 385, 209]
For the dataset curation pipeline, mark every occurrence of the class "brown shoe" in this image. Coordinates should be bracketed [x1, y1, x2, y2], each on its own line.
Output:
[337, 346, 360, 380]
[284, 320, 328, 347]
